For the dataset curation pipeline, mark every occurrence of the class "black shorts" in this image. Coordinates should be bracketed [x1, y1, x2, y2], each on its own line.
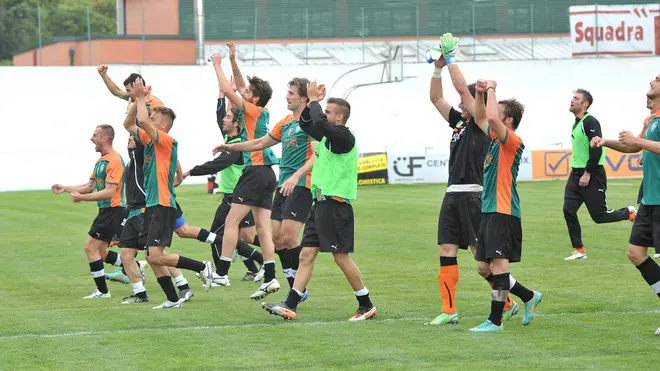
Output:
[475, 212, 523, 263]
[271, 186, 313, 222]
[210, 196, 256, 236]
[138, 205, 178, 248]
[629, 204, 660, 248]
[118, 210, 146, 250]
[233, 166, 277, 210]
[301, 200, 354, 253]
[437, 192, 481, 249]
[88, 207, 127, 243]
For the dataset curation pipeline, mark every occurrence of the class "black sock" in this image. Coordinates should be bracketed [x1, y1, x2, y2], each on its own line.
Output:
[176, 256, 206, 272]
[237, 240, 263, 264]
[105, 250, 121, 267]
[284, 289, 302, 310]
[487, 273, 509, 326]
[290, 246, 302, 272]
[276, 249, 292, 279]
[178, 283, 190, 291]
[286, 276, 295, 289]
[210, 244, 223, 274]
[89, 260, 108, 294]
[510, 278, 535, 303]
[485, 274, 493, 282]
[157, 276, 179, 302]
[636, 257, 660, 298]
[197, 228, 210, 243]
[242, 259, 259, 273]
[264, 261, 276, 282]
[356, 292, 373, 308]
[217, 258, 231, 276]
[440, 256, 458, 266]
[253, 235, 260, 247]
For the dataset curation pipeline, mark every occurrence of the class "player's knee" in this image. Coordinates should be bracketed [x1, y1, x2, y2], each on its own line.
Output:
[299, 249, 315, 265]
[239, 230, 253, 242]
[83, 242, 97, 257]
[120, 249, 135, 262]
[332, 253, 350, 266]
[563, 207, 575, 218]
[281, 232, 298, 249]
[627, 245, 646, 265]
[477, 263, 491, 278]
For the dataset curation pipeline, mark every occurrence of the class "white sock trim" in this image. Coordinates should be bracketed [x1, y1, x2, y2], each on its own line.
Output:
[293, 288, 304, 296]
[91, 270, 105, 278]
[509, 275, 517, 289]
[114, 255, 122, 267]
[173, 275, 188, 286]
[355, 288, 369, 296]
[220, 256, 232, 262]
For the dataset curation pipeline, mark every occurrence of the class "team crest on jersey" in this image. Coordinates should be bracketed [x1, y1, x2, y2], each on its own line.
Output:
[99, 163, 105, 172]
[284, 136, 299, 148]
[144, 155, 152, 167]
[652, 122, 657, 131]
[484, 154, 493, 167]
[451, 121, 467, 143]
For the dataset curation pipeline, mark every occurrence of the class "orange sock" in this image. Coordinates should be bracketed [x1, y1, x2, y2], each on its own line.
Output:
[576, 247, 585, 254]
[488, 281, 514, 311]
[438, 265, 459, 314]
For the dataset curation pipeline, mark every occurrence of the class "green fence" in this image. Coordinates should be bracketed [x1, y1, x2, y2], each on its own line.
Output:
[180, 0, 657, 40]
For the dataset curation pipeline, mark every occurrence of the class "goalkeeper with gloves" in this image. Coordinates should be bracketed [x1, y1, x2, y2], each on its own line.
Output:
[427, 33, 520, 325]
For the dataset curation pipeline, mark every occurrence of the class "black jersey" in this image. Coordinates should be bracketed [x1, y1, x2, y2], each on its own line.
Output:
[446, 107, 490, 187]
[125, 140, 146, 210]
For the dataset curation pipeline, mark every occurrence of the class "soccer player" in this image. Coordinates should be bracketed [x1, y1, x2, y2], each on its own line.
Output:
[468, 79, 542, 332]
[261, 82, 376, 321]
[210, 50, 281, 300]
[51, 125, 127, 299]
[426, 33, 517, 325]
[98, 65, 163, 113]
[591, 74, 660, 335]
[124, 78, 213, 309]
[214, 77, 316, 294]
[563, 89, 637, 261]
[182, 104, 265, 282]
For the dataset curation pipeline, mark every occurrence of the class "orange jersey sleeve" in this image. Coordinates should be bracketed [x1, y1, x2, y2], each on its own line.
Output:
[156, 130, 174, 148]
[640, 115, 652, 138]
[501, 128, 523, 151]
[242, 101, 263, 132]
[105, 155, 124, 185]
[135, 128, 152, 146]
[268, 117, 287, 142]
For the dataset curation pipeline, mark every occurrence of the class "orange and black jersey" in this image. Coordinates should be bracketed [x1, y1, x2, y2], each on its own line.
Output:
[447, 107, 490, 187]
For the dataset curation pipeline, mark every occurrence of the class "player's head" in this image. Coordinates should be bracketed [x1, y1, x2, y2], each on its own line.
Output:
[647, 74, 660, 100]
[570, 89, 593, 114]
[150, 106, 176, 132]
[223, 107, 241, 135]
[498, 99, 524, 131]
[244, 76, 273, 107]
[287, 77, 310, 112]
[91, 124, 115, 152]
[127, 135, 136, 150]
[123, 73, 145, 99]
[325, 97, 351, 126]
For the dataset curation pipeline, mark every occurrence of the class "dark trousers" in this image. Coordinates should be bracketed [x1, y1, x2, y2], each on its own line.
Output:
[563, 167, 630, 248]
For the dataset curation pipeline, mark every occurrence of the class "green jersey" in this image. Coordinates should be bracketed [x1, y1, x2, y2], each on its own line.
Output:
[135, 128, 178, 208]
[311, 134, 358, 201]
[570, 113, 606, 168]
[269, 114, 314, 188]
[220, 136, 244, 194]
[642, 115, 660, 205]
[482, 126, 525, 218]
[89, 151, 126, 208]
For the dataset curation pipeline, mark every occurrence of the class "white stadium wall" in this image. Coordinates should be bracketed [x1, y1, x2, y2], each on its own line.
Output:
[0, 57, 653, 192]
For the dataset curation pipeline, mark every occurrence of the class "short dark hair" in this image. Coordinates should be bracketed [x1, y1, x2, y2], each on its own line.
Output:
[288, 77, 310, 102]
[153, 106, 176, 129]
[230, 107, 241, 123]
[248, 76, 273, 107]
[327, 97, 351, 123]
[576, 88, 593, 108]
[97, 124, 115, 143]
[468, 83, 487, 104]
[123, 73, 144, 87]
[499, 99, 525, 130]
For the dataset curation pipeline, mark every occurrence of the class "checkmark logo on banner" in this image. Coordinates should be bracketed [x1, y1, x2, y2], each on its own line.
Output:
[545, 152, 571, 176]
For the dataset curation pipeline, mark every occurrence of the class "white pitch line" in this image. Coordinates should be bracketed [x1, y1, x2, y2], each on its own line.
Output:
[1, 309, 659, 341]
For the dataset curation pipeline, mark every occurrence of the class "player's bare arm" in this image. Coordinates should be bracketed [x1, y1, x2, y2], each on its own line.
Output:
[620, 130, 659, 154]
[122, 102, 139, 135]
[280, 142, 318, 197]
[429, 59, 452, 122]
[212, 135, 278, 155]
[485, 81, 508, 141]
[227, 42, 247, 94]
[447, 63, 476, 118]
[212, 52, 246, 112]
[472, 81, 489, 134]
[174, 160, 184, 187]
[591, 136, 642, 153]
[52, 180, 95, 195]
[97, 64, 128, 99]
[133, 78, 160, 142]
[71, 183, 118, 203]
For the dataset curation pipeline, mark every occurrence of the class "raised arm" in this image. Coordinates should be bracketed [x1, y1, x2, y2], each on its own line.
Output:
[133, 78, 160, 142]
[227, 42, 247, 94]
[97, 64, 129, 99]
[123, 102, 139, 135]
[429, 60, 453, 123]
[472, 81, 489, 134]
[447, 64, 476, 119]
[211, 53, 246, 112]
[485, 81, 508, 141]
